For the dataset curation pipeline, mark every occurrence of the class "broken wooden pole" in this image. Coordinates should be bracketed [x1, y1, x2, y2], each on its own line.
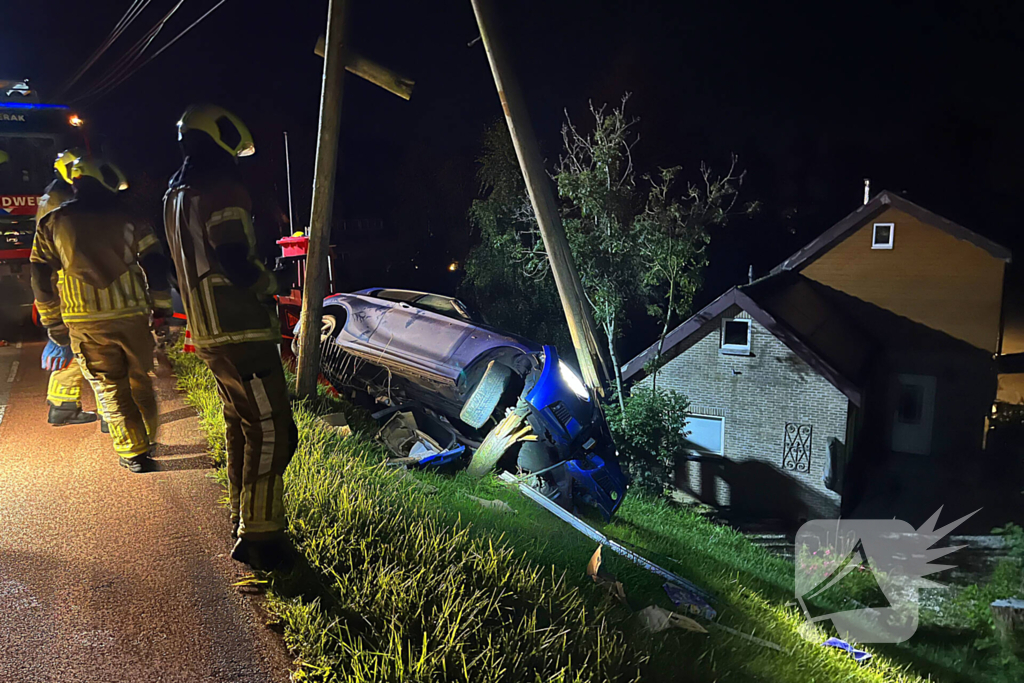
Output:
[315, 35, 415, 100]
[468, 0, 610, 394]
[295, 0, 349, 398]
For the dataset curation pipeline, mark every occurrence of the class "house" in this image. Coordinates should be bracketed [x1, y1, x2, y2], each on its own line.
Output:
[622, 191, 1017, 528]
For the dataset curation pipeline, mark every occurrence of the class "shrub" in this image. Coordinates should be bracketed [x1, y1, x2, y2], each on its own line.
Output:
[607, 386, 689, 494]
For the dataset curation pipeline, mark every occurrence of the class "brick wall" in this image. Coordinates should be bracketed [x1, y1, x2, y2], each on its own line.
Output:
[639, 305, 846, 520]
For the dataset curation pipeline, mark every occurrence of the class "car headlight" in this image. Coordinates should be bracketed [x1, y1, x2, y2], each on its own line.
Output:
[558, 360, 590, 401]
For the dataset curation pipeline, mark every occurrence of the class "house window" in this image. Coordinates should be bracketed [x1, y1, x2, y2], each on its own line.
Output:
[872, 222, 894, 249]
[891, 374, 936, 455]
[685, 415, 724, 454]
[720, 318, 751, 355]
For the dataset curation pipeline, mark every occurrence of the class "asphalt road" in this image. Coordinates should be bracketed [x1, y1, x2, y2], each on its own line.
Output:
[0, 342, 292, 683]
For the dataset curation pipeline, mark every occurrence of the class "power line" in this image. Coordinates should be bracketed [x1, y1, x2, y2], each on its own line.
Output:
[77, 0, 231, 105]
[74, 0, 187, 103]
[58, 0, 153, 98]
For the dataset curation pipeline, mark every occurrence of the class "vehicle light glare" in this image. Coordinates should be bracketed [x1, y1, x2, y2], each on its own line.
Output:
[558, 360, 589, 400]
[68, 114, 83, 127]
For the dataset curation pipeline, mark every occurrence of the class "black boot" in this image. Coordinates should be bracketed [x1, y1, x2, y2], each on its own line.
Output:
[119, 452, 154, 473]
[100, 418, 109, 434]
[231, 536, 294, 572]
[48, 403, 98, 426]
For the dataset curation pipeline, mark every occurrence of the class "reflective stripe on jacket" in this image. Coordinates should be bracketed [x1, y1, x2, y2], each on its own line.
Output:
[31, 199, 165, 326]
[163, 170, 279, 348]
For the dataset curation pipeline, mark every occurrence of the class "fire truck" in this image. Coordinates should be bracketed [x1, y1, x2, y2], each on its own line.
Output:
[0, 80, 83, 335]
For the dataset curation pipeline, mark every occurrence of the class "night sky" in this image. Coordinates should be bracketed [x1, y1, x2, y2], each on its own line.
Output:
[4, 0, 1023, 353]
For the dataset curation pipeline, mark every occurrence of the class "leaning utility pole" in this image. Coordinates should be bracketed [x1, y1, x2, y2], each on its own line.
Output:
[295, 0, 348, 398]
[469, 0, 610, 394]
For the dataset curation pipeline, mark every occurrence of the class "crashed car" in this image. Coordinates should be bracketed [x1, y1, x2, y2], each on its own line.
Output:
[298, 287, 628, 518]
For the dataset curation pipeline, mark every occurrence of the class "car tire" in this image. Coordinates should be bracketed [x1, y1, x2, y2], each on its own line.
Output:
[459, 360, 513, 429]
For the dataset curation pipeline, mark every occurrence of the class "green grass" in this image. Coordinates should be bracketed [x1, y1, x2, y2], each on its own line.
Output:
[171, 346, 996, 682]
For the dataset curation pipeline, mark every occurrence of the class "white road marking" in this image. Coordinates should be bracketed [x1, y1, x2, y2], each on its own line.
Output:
[6, 360, 19, 383]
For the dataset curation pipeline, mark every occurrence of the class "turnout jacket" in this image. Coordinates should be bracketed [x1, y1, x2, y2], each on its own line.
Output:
[30, 196, 171, 329]
[163, 163, 279, 348]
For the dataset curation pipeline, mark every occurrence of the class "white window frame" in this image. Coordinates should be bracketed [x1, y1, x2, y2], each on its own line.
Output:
[720, 318, 751, 355]
[684, 413, 725, 455]
[872, 222, 894, 250]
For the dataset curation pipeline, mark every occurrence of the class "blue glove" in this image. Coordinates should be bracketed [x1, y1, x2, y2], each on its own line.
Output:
[42, 339, 74, 372]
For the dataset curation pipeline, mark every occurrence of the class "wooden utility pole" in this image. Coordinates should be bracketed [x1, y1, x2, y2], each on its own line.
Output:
[469, 0, 610, 393]
[295, 3, 416, 398]
[295, 0, 349, 398]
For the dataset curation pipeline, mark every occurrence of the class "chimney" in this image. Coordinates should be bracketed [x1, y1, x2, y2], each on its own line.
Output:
[863, 178, 871, 205]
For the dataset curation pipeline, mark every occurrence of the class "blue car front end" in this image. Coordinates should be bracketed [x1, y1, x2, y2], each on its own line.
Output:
[523, 346, 628, 519]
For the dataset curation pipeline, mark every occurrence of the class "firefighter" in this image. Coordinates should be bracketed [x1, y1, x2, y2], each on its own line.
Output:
[164, 104, 296, 570]
[37, 148, 101, 427]
[30, 156, 173, 472]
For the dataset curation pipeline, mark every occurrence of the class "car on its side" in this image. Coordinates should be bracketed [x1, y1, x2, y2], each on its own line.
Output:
[298, 287, 627, 518]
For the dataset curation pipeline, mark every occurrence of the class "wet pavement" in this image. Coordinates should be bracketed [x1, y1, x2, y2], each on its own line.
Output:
[0, 342, 292, 682]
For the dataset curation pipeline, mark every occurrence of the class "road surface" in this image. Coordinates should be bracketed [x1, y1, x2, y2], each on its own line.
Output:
[0, 341, 292, 682]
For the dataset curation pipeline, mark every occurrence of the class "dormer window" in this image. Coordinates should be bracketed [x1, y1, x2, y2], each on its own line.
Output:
[872, 222, 894, 249]
[721, 318, 751, 355]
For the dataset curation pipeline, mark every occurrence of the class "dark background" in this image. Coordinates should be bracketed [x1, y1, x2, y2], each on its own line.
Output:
[4, 0, 1022, 355]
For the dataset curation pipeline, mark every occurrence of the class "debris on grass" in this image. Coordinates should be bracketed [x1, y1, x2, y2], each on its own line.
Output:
[586, 545, 630, 606]
[318, 411, 352, 437]
[638, 605, 708, 634]
[465, 494, 517, 515]
[500, 471, 716, 605]
[664, 581, 717, 621]
[822, 637, 872, 664]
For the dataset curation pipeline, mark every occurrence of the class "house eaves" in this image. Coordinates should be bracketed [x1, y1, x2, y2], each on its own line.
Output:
[621, 283, 863, 406]
[772, 191, 1011, 275]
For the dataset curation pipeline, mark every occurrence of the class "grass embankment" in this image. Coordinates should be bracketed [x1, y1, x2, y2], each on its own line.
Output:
[172, 348, 970, 682]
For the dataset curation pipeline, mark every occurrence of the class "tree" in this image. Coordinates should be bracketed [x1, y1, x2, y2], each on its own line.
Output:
[638, 157, 759, 390]
[463, 97, 756, 415]
[460, 121, 569, 350]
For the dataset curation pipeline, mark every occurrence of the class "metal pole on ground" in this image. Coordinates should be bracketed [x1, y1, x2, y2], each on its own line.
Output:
[295, 0, 348, 398]
[468, 0, 610, 394]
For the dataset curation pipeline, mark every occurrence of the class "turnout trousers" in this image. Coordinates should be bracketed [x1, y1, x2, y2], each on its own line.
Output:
[47, 364, 85, 408]
[71, 315, 157, 457]
[47, 363, 104, 419]
[196, 341, 296, 539]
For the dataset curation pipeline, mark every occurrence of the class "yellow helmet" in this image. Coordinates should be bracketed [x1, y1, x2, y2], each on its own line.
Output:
[70, 156, 129, 193]
[54, 147, 86, 184]
[177, 104, 255, 158]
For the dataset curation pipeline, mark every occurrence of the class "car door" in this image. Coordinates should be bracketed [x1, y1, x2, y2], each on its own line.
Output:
[373, 297, 473, 379]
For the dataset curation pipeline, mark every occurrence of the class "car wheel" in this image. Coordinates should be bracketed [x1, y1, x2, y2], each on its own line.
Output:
[459, 360, 513, 429]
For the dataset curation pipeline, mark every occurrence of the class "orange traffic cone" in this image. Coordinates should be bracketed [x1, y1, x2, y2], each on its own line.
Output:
[183, 326, 195, 354]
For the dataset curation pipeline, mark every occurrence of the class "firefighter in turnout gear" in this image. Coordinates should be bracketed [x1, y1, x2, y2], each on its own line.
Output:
[164, 104, 296, 570]
[37, 148, 102, 427]
[31, 156, 173, 473]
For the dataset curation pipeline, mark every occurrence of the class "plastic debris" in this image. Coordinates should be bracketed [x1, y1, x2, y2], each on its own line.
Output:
[319, 411, 352, 437]
[664, 582, 717, 620]
[638, 605, 707, 634]
[822, 637, 872, 663]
